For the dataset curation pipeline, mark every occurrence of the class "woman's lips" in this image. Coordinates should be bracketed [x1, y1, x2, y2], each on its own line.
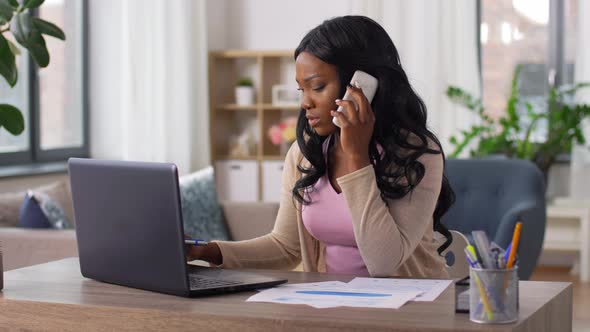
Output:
[306, 115, 320, 127]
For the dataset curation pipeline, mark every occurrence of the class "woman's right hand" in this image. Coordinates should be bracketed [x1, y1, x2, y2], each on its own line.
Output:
[185, 242, 223, 265]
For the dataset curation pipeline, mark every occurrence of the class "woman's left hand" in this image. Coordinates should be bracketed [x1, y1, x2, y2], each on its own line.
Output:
[331, 82, 375, 172]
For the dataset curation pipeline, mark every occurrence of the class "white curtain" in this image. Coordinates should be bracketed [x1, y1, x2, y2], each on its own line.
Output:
[89, 0, 209, 174]
[570, 0, 590, 198]
[349, 0, 481, 155]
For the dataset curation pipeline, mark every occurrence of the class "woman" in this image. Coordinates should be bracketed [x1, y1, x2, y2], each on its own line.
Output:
[188, 15, 455, 278]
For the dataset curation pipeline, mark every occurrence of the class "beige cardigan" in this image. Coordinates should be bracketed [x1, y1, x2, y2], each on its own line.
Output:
[215, 142, 449, 278]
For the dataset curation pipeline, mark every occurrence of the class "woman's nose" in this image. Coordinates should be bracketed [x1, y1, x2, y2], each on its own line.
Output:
[301, 95, 313, 110]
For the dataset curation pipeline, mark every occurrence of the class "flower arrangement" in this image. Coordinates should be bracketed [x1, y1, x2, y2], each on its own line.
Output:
[267, 116, 297, 146]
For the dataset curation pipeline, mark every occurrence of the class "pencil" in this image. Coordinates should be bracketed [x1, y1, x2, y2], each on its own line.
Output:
[506, 222, 522, 268]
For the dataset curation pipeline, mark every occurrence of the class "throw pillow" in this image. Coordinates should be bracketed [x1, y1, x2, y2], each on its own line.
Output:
[179, 166, 229, 241]
[17, 191, 73, 229]
[0, 180, 75, 228]
[18, 191, 52, 229]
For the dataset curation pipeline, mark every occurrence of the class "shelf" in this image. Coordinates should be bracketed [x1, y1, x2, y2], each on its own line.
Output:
[216, 104, 300, 111]
[262, 155, 286, 161]
[217, 104, 258, 111]
[210, 50, 295, 202]
[261, 104, 301, 111]
[215, 155, 258, 161]
[210, 50, 293, 58]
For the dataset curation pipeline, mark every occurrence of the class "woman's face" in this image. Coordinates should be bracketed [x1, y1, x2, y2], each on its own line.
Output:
[295, 52, 341, 136]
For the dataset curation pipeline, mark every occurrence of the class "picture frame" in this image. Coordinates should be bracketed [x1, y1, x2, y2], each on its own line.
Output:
[271, 85, 300, 107]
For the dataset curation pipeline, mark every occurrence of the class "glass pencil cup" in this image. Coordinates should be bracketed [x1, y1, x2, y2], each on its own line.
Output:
[469, 266, 518, 324]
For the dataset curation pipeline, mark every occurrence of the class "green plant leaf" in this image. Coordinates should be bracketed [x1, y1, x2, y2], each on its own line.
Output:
[32, 17, 65, 40]
[0, 103, 24, 135]
[0, 32, 17, 86]
[0, 0, 15, 24]
[10, 11, 34, 46]
[20, 0, 43, 9]
[445, 86, 484, 112]
[25, 30, 48, 67]
[6, 38, 20, 55]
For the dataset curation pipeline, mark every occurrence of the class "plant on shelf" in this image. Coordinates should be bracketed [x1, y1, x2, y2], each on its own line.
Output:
[236, 77, 253, 87]
[0, 0, 66, 136]
[446, 65, 590, 179]
[235, 77, 255, 106]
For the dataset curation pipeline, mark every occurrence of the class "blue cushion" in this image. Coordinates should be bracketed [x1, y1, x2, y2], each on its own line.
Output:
[18, 191, 73, 229]
[18, 191, 52, 229]
[179, 166, 229, 241]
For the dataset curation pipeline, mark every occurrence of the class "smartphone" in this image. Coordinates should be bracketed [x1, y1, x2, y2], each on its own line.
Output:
[332, 70, 379, 128]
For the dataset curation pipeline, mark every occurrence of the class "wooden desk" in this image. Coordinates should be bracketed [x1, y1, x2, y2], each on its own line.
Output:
[0, 258, 572, 331]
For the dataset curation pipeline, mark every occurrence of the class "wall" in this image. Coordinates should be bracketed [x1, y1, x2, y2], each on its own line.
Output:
[87, 0, 210, 173]
[0, 174, 68, 194]
[87, 0, 125, 161]
[207, 0, 352, 51]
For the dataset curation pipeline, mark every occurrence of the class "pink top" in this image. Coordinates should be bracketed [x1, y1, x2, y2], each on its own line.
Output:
[301, 134, 370, 276]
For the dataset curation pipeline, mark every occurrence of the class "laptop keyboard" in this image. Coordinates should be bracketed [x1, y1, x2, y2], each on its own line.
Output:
[188, 274, 244, 290]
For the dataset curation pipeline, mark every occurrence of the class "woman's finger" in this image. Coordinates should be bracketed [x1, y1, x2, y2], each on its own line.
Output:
[335, 98, 359, 125]
[348, 81, 371, 124]
[331, 109, 351, 128]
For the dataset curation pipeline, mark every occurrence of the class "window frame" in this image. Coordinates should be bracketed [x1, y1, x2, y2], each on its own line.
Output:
[477, 0, 568, 89]
[0, 0, 89, 167]
[477, 0, 572, 162]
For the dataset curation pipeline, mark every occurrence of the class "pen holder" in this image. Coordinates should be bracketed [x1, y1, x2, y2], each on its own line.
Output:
[469, 267, 518, 324]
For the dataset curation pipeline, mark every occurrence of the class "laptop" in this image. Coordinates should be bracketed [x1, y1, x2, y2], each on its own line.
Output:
[68, 158, 287, 297]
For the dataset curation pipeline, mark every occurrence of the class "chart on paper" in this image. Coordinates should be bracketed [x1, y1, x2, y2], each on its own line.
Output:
[346, 278, 452, 302]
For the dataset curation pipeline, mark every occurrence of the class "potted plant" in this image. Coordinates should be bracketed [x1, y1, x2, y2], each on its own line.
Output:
[0, 0, 65, 137]
[446, 65, 590, 182]
[235, 77, 255, 106]
[0, 0, 65, 290]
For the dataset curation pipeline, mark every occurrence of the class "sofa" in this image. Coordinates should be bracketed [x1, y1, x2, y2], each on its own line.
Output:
[0, 180, 279, 271]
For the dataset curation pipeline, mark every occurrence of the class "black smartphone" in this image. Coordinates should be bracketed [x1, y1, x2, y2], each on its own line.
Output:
[455, 276, 470, 313]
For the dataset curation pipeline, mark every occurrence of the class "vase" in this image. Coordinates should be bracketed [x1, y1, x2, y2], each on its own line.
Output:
[235, 86, 255, 106]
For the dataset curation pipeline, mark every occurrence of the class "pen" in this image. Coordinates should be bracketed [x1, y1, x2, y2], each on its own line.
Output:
[504, 243, 512, 265]
[184, 239, 209, 246]
[464, 247, 494, 321]
[506, 222, 522, 269]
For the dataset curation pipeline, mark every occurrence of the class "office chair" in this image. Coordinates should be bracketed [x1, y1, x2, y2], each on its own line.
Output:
[441, 158, 546, 280]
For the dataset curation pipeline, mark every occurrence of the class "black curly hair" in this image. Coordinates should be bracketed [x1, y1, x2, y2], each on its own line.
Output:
[292, 15, 455, 254]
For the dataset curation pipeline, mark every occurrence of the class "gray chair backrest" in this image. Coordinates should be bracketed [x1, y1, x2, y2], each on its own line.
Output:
[441, 158, 546, 280]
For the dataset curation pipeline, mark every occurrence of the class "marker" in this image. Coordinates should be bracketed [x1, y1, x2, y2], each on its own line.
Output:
[184, 239, 209, 246]
[466, 245, 482, 268]
[506, 222, 522, 269]
[464, 246, 494, 320]
[472, 231, 493, 269]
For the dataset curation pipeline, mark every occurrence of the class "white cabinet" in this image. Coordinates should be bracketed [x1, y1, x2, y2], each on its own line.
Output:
[215, 160, 258, 202]
[262, 161, 284, 202]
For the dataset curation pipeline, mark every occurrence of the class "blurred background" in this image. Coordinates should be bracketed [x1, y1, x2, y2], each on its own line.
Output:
[0, 0, 589, 328]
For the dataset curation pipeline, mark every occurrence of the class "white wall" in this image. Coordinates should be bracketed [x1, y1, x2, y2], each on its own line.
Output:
[88, 0, 210, 172]
[88, 0, 125, 160]
[207, 0, 352, 50]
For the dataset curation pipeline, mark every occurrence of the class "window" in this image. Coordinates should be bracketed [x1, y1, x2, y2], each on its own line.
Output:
[479, 0, 577, 142]
[0, 0, 87, 166]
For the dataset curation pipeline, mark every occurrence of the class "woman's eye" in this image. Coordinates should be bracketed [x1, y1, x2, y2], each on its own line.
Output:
[312, 85, 325, 92]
